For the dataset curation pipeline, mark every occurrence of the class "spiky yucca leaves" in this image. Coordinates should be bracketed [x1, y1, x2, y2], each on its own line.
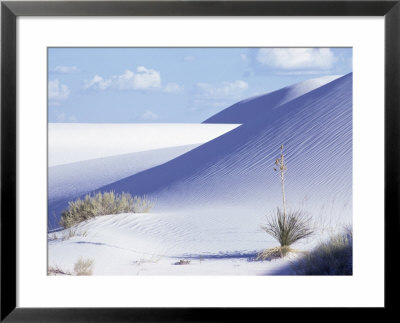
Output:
[60, 192, 153, 228]
[262, 208, 314, 247]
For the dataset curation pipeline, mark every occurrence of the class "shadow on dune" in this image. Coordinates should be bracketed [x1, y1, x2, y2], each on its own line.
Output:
[177, 251, 259, 261]
[73, 241, 107, 246]
[47, 144, 199, 230]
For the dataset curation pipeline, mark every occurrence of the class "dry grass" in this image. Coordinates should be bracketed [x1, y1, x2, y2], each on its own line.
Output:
[48, 228, 88, 241]
[63, 227, 88, 240]
[256, 246, 303, 261]
[47, 265, 72, 276]
[48, 258, 95, 276]
[60, 192, 153, 228]
[291, 227, 352, 275]
[134, 255, 162, 266]
[73, 257, 95, 276]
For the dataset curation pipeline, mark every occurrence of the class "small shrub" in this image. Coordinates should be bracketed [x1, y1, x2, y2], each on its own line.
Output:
[262, 208, 314, 247]
[174, 259, 191, 265]
[60, 191, 153, 228]
[74, 257, 94, 275]
[291, 227, 352, 275]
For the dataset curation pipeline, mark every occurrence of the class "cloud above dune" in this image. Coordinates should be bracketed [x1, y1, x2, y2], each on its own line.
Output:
[83, 67, 161, 91]
[257, 48, 337, 71]
[83, 67, 183, 94]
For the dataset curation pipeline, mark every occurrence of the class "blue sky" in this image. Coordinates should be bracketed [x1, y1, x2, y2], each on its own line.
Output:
[48, 47, 352, 123]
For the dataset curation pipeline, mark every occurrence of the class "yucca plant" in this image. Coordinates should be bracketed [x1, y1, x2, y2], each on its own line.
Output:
[274, 145, 288, 225]
[259, 145, 314, 260]
[262, 208, 314, 247]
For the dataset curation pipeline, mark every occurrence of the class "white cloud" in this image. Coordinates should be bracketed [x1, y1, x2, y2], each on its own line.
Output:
[257, 48, 337, 70]
[53, 65, 79, 74]
[132, 66, 161, 90]
[48, 79, 70, 101]
[142, 110, 159, 121]
[196, 80, 248, 100]
[83, 67, 161, 91]
[83, 74, 111, 90]
[183, 56, 195, 61]
[163, 82, 184, 93]
[240, 54, 248, 61]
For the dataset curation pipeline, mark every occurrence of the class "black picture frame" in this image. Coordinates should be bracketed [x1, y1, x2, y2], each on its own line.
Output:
[1, 1, 399, 321]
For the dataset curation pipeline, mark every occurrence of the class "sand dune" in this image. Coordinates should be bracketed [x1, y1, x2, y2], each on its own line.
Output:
[98, 74, 352, 219]
[48, 74, 352, 275]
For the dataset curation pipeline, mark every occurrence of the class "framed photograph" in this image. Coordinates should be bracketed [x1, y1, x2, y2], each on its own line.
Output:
[1, 0, 399, 321]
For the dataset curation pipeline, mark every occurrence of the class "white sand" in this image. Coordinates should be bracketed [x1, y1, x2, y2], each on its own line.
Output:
[48, 75, 352, 275]
[48, 123, 240, 166]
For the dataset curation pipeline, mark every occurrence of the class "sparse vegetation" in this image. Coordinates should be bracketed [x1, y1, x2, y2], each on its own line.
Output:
[48, 233, 59, 241]
[60, 191, 153, 228]
[134, 255, 162, 266]
[174, 259, 191, 265]
[74, 257, 95, 275]
[291, 227, 352, 275]
[257, 245, 297, 261]
[48, 228, 88, 241]
[48, 257, 95, 276]
[63, 227, 88, 240]
[260, 145, 314, 259]
[47, 265, 72, 276]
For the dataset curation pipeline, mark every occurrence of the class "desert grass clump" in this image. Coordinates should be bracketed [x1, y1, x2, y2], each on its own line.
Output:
[291, 227, 352, 275]
[256, 245, 296, 261]
[60, 191, 153, 228]
[259, 145, 314, 260]
[73, 257, 95, 276]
